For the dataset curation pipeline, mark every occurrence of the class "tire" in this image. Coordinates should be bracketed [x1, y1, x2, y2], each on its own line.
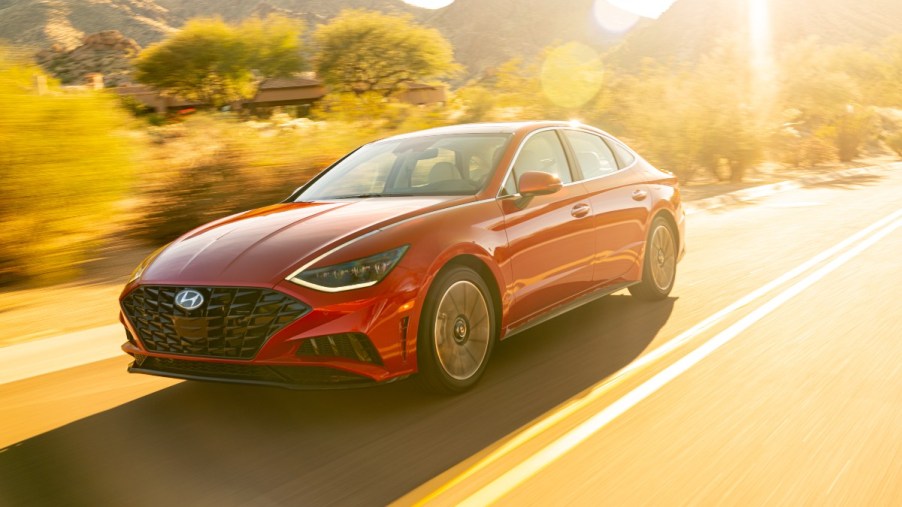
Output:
[629, 216, 677, 301]
[417, 265, 496, 394]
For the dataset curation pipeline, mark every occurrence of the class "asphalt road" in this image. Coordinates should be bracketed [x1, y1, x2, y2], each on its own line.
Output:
[2, 169, 901, 506]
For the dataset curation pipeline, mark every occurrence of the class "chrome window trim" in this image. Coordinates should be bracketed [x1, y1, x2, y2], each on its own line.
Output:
[558, 128, 639, 185]
[496, 127, 640, 197]
[603, 136, 639, 170]
[495, 127, 581, 198]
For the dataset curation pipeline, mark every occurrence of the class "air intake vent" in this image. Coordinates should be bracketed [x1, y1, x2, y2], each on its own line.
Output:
[297, 333, 382, 365]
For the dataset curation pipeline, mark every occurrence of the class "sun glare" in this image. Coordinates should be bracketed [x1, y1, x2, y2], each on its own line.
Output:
[402, 0, 455, 9]
[748, 0, 775, 110]
[593, 1, 640, 33]
[749, 0, 772, 69]
[608, 0, 677, 19]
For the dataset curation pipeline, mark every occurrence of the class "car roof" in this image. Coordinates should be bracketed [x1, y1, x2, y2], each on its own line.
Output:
[383, 121, 603, 140]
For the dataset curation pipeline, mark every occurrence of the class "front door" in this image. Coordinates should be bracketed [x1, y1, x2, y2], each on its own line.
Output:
[498, 130, 595, 330]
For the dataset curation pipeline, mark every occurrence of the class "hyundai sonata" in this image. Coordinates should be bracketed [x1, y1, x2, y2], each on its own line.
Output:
[119, 121, 685, 393]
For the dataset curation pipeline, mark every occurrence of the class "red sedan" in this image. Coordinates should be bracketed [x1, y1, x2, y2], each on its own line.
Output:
[119, 121, 685, 393]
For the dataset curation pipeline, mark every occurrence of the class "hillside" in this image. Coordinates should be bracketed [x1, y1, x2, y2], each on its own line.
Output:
[6, 0, 900, 84]
[0, 0, 175, 50]
[0, 0, 625, 77]
[35, 30, 140, 86]
[611, 0, 902, 67]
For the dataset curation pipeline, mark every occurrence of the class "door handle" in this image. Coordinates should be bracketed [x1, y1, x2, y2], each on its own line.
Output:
[632, 189, 648, 201]
[571, 203, 591, 218]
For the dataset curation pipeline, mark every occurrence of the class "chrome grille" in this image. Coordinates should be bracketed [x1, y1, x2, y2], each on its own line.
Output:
[122, 286, 309, 359]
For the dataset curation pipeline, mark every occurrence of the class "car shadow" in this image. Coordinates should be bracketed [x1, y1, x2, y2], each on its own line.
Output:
[0, 294, 675, 507]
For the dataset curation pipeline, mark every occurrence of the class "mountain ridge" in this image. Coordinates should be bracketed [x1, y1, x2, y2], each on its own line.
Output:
[610, 0, 902, 68]
[3, 0, 901, 85]
[0, 0, 624, 77]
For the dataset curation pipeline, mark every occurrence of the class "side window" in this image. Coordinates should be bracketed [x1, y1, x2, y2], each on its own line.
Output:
[607, 139, 636, 167]
[504, 130, 571, 194]
[563, 130, 618, 179]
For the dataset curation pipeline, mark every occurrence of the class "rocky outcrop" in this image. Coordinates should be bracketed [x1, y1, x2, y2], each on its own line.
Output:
[36, 30, 141, 86]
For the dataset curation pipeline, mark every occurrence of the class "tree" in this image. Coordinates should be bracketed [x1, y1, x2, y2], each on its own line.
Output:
[857, 35, 902, 108]
[313, 10, 459, 96]
[778, 39, 876, 162]
[134, 16, 305, 107]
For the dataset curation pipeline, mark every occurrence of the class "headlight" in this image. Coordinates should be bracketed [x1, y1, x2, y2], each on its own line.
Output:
[289, 245, 409, 292]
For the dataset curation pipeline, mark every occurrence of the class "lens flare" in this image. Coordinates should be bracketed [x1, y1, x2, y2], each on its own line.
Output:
[749, 0, 772, 69]
[748, 0, 775, 111]
[402, 0, 454, 9]
[593, 0, 640, 33]
[608, 0, 676, 19]
[540, 42, 605, 109]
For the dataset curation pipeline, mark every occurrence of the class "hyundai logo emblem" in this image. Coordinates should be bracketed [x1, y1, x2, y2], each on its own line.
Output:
[174, 289, 204, 310]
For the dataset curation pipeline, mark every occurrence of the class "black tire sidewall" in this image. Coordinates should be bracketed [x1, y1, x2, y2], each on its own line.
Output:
[417, 265, 496, 393]
[631, 216, 677, 300]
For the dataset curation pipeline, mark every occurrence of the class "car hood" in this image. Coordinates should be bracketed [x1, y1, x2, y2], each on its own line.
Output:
[140, 196, 470, 286]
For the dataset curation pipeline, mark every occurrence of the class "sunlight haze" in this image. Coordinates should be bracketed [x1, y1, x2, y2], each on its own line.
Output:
[609, 0, 677, 18]
[402, 0, 455, 9]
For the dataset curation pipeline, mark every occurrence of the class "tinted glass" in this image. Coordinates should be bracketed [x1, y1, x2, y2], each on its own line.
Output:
[608, 139, 636, 167]
[504, 130, 572, 194]
[296, 134, 511, 200]
[563, 130, 619, 179]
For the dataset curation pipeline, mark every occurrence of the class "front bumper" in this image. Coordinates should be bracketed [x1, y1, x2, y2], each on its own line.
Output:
[127, 355, 407, 390]
[119, 270, 423, 388]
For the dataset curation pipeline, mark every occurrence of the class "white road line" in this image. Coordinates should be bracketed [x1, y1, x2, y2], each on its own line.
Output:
[460, 213, 902, 506]
[413, 209, 902, 505]
[0, 324, 125, 385]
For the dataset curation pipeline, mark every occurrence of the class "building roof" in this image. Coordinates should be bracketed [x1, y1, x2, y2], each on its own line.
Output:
[258, 77, 322, 90]
[402, 82, 443, 90]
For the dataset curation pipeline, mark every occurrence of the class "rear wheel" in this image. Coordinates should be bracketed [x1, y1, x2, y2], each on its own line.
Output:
[417, 265, 496, 394]
[629, 216, 677, 301]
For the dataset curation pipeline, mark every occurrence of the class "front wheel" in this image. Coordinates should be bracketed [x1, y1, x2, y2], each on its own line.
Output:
[417, 266, 496, 394]
[629, 216, 677, 301]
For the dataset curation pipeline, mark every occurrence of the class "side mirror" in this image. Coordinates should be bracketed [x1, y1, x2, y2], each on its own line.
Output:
[518, 171, 563, 197]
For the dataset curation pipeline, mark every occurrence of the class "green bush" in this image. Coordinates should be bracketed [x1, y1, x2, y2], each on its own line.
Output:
[0, 50, 136, 285]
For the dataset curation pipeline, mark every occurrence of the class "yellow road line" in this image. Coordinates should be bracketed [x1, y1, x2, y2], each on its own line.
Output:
[460, 213, 902, 505]
[411, 208, 902, 505]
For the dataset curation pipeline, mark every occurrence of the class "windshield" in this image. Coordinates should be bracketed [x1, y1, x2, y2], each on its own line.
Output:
[295, 133, 512, 200]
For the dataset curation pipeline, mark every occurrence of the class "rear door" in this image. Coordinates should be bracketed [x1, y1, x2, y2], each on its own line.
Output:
[497, 129, 595, 329]
[561, 129, 649, 286]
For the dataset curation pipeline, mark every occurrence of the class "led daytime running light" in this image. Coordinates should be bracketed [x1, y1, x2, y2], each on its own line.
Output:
[291, 245, 408, 292]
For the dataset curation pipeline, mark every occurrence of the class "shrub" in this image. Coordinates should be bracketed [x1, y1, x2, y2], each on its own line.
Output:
[0, 50, 136, 285]
[804, 130, 840, 166]
[886, 130, 902, 157]
[834, 107, 876, 161]
[132, 115, 350, 243]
